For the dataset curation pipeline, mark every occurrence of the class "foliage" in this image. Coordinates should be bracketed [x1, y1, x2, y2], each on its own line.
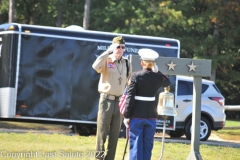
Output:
[0, 0, 8, 14]
[226, 111, 240, 120]
[0, 0, 9, 23]
[13, 0, 85, 27]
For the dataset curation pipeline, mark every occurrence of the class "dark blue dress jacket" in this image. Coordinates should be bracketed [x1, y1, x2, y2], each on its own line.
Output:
[124, 68, 170, 119]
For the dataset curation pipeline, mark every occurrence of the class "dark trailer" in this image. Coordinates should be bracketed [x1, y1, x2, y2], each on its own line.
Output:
[0, 23, 180, 134]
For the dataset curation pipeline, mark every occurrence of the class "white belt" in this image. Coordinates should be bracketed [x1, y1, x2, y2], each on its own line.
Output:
[135, 96, 155, 101]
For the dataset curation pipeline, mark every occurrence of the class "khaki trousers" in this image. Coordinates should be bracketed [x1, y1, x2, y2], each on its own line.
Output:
[95, 96, 123, 160]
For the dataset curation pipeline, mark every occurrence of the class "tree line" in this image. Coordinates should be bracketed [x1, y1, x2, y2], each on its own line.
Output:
[0, 0, 239, 105]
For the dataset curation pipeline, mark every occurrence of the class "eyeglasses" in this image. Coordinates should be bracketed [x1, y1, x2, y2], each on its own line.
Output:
[117, 46, 125, 49]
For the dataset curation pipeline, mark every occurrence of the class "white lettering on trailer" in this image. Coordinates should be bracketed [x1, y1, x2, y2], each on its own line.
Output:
[126, 48, 139, 53]
[97, 45, 139, 53]
[97, 46, 108, 50]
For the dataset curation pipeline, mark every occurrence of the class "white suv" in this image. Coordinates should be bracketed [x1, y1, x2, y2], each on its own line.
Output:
[168, 76, 226, 141]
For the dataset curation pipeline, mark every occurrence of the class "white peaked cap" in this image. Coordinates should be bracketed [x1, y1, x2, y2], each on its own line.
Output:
[138, 48, 159, 61]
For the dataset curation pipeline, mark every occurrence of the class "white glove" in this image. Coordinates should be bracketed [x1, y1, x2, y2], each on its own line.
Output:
[152, 63, 158, 73]
[107, 44, 118, 54]
[123, 118, 130, 128]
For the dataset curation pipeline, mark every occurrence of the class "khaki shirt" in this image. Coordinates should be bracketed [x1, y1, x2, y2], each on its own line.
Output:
[92, 51, 131, 96]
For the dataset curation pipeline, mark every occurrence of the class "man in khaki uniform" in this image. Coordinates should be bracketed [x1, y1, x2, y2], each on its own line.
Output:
[92, 36, 131, 160]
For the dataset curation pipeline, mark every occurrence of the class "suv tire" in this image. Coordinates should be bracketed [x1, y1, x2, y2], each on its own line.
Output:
[169, 130, 184, 138]
[185, 117, 211, 141]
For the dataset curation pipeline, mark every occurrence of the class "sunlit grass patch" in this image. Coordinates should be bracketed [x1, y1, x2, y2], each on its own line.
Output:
[0, 133, 240, 160]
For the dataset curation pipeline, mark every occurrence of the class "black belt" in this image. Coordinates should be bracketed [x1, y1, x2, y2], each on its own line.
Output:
[101, 93, 121, 101]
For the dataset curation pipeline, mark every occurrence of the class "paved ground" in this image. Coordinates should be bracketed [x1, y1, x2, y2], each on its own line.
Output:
[0, 127, 239, 148]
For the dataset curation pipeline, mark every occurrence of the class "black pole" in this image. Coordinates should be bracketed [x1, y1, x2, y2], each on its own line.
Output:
[122, 127, 129, 160]
[122, 137, 129, 160]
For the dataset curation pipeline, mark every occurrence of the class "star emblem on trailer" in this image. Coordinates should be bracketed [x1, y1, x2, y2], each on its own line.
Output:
[167, 61, 177, 70]
[188, 61, 197, 72]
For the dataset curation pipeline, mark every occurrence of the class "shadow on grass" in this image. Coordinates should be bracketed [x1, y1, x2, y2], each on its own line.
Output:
[0, 121, 70, 131]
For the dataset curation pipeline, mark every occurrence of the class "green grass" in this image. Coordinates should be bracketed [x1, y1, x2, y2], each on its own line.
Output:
[212, 120, 240, 141]
[214, 128, 240, 141]
[225, 120, 240, 127]
[0, 132, 239, 160]
[0, 120, 240, 159]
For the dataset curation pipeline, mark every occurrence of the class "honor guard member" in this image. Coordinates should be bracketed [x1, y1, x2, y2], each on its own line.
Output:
[123, 48, 170, 160]
[92, 36, 131, 160]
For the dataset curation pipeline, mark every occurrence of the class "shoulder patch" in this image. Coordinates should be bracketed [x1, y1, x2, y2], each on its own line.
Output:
[107, 58, 112, 63]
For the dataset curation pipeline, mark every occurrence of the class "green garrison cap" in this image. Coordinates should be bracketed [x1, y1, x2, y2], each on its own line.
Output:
[112, 36, 125, 44]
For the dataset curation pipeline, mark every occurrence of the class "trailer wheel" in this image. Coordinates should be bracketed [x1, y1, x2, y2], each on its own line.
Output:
[168, 130, 184, 138]
[73, 124, 97, 136]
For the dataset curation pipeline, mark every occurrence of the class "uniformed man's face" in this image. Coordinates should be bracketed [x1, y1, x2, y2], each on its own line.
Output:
[113, 44, 125, 59]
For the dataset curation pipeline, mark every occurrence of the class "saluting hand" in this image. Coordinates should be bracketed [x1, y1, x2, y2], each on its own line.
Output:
[152, 63, 158, 73]
[107, 44, 118, 54]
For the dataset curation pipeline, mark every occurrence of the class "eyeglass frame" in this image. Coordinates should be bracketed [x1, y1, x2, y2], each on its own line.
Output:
[116, 45, 125, 49]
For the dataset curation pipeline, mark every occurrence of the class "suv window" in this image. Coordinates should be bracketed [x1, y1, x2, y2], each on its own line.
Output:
[177, 80, 209, 96]
[213, 84, 221, 93]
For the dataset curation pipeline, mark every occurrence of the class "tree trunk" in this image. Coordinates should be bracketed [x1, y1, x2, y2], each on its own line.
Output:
[56, 0, 63, 27]
[9, 0, 15, 22]
[210, 5, 219, 82]
[83, 0, 91, 29]
[0, 15, 3, 24]
[210, 19, 219, 82]
[0, 0, 3, 23]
